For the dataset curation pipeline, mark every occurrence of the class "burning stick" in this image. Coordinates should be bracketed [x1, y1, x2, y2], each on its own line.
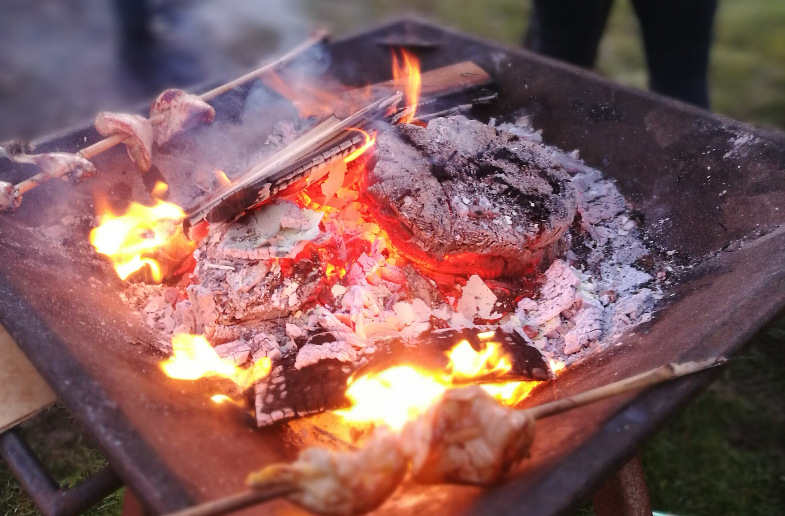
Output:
[167, 357, 724, 516]
[184, 60, 496, 225]
[0, 30, 329, 212]
[184, 92, 403, 225]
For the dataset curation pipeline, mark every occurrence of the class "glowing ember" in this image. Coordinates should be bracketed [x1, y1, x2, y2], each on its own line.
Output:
[161, 334, 271, 390]
[549, 359, 567, 375]
[392, 49, 421, 124]
[336, 339, 544, 430]
[89, 182, 195, 283]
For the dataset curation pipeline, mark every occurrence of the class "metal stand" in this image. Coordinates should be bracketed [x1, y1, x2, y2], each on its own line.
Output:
[0, 429, 123, 516]
[593, 454, 653, 516]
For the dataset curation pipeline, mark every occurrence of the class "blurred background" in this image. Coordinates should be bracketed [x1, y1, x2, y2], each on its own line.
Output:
[1, 1, 783, 514]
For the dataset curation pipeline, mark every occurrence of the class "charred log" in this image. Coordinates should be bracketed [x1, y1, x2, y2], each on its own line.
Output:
[365, 116, 577, 279]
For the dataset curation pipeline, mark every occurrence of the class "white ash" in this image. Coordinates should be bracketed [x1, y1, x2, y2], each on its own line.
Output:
[218, 200, 323, 260]
[124, 114, 660, 425]
[494, 117, 660, 364]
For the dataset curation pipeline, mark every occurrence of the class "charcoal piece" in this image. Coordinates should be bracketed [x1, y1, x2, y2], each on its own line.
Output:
[255, 352, 375, 426]
[354, 328, 550, 382]
[366, 115, 577, 278]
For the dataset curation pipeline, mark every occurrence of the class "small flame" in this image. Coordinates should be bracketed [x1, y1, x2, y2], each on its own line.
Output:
[215, 169, 232, 187]
[161, 334, 271, 390]
[335, 365, 448, 431]
[89, 182, 195, 283]
[549, 359, 566, 375]
[447, 340, 512, 379]
[211, 394, 233, 404]
[336, 339, 543, 430]
[392, 49, 421, 124]
[344, 128, 376, 164]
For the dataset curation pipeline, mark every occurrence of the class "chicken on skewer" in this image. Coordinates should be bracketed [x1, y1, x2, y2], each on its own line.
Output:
[246, 428, 407, 516]
[94, 112, 154, 172]
[402, 385, 535, 485]
[0, 31, 329, 212]
[168, 358, 723, 516]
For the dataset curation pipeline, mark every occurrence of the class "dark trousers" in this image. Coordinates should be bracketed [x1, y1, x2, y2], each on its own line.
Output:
[526, 0, 717, 108]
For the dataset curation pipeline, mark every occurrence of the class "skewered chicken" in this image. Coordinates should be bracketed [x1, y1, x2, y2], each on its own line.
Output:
[401, 385, 535, 485]
[0, 181, 17, 212]
[94, 112, 154, 171]
[17, 152, 96, 182]
[247, 428, 407, 516]
[150, 89, 216, 146]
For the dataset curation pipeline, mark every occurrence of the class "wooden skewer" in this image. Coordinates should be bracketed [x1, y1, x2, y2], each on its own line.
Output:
[82, 28, 329, 162]
[161, 357, 724, 516]
[524, 356, 725, 421]
[8, 30, 330, 198]
[164, 484, 297, 516]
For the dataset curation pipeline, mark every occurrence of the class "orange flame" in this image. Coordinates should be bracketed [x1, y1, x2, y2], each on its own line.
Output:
[89, 182, 195, 283]
[344, 128, 377, 164]
[161, 334, 271, 390]
[335, 339, 542, 430]
[215, 169, 232, 187]
[392, 49, 421, 124]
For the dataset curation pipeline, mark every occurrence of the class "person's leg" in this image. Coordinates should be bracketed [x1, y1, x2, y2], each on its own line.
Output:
[630, 0, 717, 108]
[525, 0, 615, 69]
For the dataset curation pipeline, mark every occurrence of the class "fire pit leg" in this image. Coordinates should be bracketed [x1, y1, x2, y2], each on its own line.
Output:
[592, 454, 652, 516]
[122, 489, 150, 516]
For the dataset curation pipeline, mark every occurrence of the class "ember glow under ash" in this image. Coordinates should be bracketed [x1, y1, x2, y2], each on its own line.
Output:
[162, 333, 271, 390]
[111, 47, 658, 433]
[89, 182, 195, 282]
[335, 338, 542, 431]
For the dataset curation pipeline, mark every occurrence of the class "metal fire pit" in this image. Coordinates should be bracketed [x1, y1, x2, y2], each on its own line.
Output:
[1, 19, 784, 516]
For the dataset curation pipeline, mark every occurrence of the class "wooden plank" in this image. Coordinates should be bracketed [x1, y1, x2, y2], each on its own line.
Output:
[0, 325, 56, 433]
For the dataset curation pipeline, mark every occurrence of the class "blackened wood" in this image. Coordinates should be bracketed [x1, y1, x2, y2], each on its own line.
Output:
[367, 116, 577, 278]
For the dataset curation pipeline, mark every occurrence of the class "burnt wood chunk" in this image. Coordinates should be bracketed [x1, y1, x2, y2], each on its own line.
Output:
[253, 326, 548, 427]
[366, 116, 577, 278]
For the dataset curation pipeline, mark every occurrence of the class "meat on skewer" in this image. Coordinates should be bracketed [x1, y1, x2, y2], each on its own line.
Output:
[246, 428, 408, 516]
[402, 385, 536, 485]
[94, 112, 154, 171]
[0, 150, 97, 212]
[150, 89, 216, 146]
[0, 181, 16, 212]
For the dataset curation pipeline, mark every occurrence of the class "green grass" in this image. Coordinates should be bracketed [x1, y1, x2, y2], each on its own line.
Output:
[0, 406, 124, 516]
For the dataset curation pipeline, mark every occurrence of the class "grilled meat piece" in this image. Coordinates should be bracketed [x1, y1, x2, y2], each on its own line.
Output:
[94, 112, 154, 171]
[150, 88, 215, 146]
[402, 385, 536, 485]
[247, 428, 407, 516]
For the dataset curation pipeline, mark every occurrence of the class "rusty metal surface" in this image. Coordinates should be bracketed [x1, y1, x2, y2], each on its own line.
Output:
[592, 455, 652, 516]
[0, 18, 783, 516]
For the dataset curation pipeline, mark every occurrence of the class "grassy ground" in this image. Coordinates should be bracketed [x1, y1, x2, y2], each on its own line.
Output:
[2, 1, 784, 515]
